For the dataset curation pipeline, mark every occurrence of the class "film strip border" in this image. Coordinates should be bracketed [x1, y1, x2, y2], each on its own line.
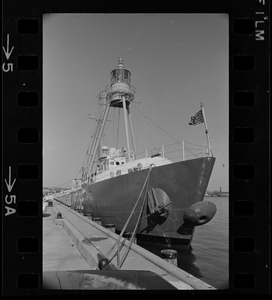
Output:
[2, 0, 42, 296]
[230, 0, 269, 293]
[2, 0, 270, 295]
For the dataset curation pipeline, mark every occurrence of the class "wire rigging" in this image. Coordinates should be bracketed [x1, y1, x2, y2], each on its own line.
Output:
[130, 101, 198, 157]
[116, 108, 120, 149]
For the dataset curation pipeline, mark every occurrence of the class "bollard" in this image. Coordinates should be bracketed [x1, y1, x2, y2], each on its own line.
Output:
[93, 217, 102, 226]
[160, 249, 178, 267]
[56, 212, 62, 219]
[105, 224, 116, 233]
[97, 253, 118, 271]
[48, 200, 53, 207]
[123, 232, 137, 244]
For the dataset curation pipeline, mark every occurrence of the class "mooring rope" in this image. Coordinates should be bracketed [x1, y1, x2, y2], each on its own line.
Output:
[118, 169, 152, 268]
[105, 166, 153, 268]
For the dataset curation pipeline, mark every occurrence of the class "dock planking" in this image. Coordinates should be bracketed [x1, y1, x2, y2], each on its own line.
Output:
[43, 200, 216, 290]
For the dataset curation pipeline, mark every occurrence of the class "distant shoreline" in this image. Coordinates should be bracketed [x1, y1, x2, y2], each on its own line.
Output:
[205, 193, 229, 197]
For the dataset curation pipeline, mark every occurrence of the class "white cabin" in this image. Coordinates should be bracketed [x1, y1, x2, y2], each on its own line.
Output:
[88, 145, 172, 183]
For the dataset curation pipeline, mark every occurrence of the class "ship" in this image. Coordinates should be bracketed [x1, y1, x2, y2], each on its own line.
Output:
[53, 58, 217, 248]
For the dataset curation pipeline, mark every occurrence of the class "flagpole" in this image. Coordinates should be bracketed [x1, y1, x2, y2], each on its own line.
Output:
[200, 102, 212, 157]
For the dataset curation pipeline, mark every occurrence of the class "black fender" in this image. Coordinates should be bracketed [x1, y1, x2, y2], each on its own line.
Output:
[183, 201, 217, 226]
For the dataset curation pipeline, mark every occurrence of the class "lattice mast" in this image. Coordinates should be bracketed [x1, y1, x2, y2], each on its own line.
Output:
[81, 58, 136, 181]
[105, 57, 136, 161]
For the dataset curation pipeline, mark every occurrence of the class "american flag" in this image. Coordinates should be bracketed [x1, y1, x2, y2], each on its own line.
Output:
[189, 109, 204, 125]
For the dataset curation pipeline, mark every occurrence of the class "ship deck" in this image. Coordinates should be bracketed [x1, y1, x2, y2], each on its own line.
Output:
[43, 200, 216, 290]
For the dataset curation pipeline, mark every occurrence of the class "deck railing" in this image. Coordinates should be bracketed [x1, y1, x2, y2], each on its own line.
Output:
[133, 140, 210, 163]
[77, 140, 211, 184]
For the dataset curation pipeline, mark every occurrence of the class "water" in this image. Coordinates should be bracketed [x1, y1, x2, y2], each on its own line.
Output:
[189, 197, 229, 289]
[138, 197, 229, 289]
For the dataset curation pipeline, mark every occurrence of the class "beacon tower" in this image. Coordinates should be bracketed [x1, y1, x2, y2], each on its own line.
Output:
[105, 58, 136, 161]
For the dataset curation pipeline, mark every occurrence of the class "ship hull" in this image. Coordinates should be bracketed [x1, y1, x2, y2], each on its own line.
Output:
[56, 157, 215, 247]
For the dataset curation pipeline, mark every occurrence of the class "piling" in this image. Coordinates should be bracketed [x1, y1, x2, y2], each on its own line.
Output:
[84, 212, 92, 217]
[123, 232, 137, 244]
[105, 224, 116, 233]
[93, 217, 102, 226]
[161, 249, 178, 267]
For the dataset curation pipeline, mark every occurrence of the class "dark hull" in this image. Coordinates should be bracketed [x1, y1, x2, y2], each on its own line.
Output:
[56, 157, 215, 247]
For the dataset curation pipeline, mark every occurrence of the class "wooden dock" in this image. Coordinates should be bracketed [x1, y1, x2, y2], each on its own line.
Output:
[43, 200, 216, 290]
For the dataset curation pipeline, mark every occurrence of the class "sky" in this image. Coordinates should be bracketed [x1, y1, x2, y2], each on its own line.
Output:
[43, 13, 229, 191]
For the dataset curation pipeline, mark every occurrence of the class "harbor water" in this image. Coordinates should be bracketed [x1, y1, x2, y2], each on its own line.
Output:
[138, 197, 229, 289]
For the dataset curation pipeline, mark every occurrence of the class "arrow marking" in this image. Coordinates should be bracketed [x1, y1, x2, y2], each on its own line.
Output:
[5, 166, 16, 193]
[2, 34, 14, 60]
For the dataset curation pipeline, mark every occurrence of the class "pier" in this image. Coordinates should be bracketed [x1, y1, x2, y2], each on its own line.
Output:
[43, 200, 216, 290]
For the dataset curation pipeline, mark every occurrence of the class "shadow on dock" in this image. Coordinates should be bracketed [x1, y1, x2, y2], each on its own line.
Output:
[82, 237, 108, 244]
[43, 213, 51, 218]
